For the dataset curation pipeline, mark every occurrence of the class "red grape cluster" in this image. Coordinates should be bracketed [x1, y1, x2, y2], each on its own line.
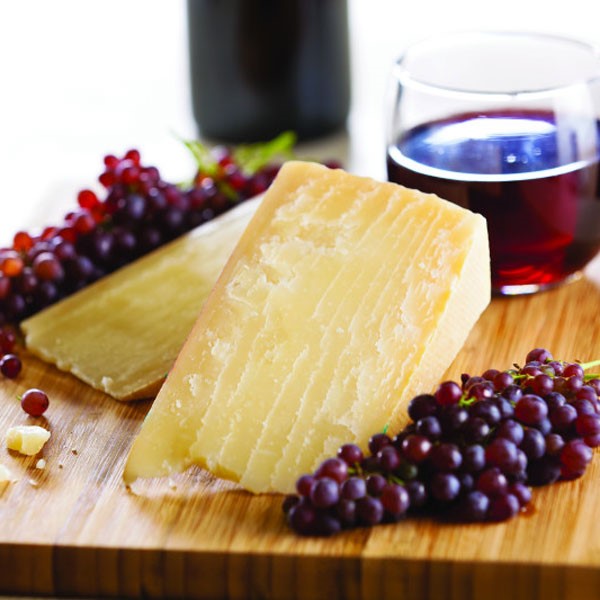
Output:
[284, 348, 600, 536]
[0, 134, 322, 419]
[0, 139, 299, 326]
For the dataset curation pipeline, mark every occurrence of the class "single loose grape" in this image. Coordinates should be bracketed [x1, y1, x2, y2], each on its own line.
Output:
[20, 388, 49, 416]
[0, 353, 22, 379]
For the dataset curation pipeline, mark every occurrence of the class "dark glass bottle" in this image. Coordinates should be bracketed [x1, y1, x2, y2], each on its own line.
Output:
[187, 0, 351, 142]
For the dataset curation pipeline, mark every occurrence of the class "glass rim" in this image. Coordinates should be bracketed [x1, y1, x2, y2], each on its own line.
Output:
[393, 30, 600, 99]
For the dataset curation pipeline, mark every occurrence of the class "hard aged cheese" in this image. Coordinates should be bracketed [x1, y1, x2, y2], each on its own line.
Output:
[123, 161, 491, 493]
[22, 198, 260, 401]
[6, 425, 51, 456]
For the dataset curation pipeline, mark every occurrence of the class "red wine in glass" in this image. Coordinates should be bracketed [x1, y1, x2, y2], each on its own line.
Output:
[387, 109, 600, 294]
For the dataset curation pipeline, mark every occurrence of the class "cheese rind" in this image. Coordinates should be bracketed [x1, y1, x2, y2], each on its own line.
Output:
[22, 198, 259, 401]
[123, 161, 491, 493]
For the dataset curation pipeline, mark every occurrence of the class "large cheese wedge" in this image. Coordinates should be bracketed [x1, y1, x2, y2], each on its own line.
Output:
[123, 161, 491, 493]
[22, 198, 260, 401]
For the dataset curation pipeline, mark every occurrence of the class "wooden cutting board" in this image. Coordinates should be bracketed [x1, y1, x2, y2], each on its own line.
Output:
[2, 260, 600, 600]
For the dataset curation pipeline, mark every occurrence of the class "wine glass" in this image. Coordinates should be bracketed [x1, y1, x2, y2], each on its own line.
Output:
[386, 31, 600, 295]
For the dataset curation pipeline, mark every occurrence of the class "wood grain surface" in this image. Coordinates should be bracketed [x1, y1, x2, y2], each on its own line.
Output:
[2, 259, 600, 600]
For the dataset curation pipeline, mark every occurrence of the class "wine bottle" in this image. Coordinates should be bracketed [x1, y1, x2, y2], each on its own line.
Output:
[187, 0, 351, 142]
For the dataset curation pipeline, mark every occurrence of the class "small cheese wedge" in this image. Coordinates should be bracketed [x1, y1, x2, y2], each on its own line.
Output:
[123, 161, 491, 493]
[22, 197, 260, 401]
[6, 425, 51, 456]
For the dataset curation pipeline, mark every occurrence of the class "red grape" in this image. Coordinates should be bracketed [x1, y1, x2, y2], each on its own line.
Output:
[356, 496, 384, 525]
[337, 443, 363, 466]
[20, 388, 49, 416]
[429, 472, 461, 502]
[526, 348, 552, 363]
[401, 434, 432, 464]
[296, 474, 316, 497]
[487, 493, 520, 521]
[0, 353, 22, 379]
[310, 478, 340, 508]
[314, 457, 348, 483]
[435, 381, 463, 406]
[380, 483, 410, 517]
[514, 394, 548, 425]
[340, 477, 367, 501]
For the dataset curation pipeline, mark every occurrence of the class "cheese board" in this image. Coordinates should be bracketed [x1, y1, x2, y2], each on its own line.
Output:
[2, 256, 600, 599]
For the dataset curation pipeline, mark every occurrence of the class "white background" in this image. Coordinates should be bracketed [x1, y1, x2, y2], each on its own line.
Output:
[1, 0, 600, 246]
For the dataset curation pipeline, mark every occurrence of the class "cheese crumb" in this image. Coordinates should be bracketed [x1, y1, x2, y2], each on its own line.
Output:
[6, 425, 51, 456]
[0, 463, 14, 483]
[35, 458, 47, 470]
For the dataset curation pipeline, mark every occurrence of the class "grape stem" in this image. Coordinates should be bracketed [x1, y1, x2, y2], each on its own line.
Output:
[580, 358, 600, 371]
[458, 394, 476, 407]
[579, 358, 600, 381]
[389, 474, 406, 486]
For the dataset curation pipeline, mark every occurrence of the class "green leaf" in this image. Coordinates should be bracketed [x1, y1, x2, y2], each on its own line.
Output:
[178, 130, 297, 183]
[233, 131, 297, 175]
[180, 138, 219, 177]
